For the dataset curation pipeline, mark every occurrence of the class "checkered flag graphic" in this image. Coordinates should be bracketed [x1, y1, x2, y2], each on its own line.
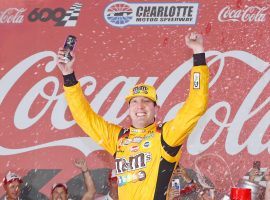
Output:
[56, 3, 83, 27]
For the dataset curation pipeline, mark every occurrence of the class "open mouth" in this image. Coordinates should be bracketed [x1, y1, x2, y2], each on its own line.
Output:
[136, 112, 147, 117]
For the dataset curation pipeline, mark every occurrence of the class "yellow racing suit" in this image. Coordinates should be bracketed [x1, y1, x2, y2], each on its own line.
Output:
[63, 54, 209, 200]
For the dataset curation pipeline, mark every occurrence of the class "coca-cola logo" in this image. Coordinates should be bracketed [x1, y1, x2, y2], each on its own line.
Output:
[218, 6, 268, 22]
[0, 8, 26, 24]
[0, 50, 269, 157]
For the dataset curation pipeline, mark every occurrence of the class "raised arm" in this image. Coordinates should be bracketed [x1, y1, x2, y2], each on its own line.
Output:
[74, 158, 96, 200]
[162, 32, 209, 148]
[56, 47, 121, 155]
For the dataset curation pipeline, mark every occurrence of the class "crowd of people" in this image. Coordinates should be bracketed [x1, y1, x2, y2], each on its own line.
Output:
[2, 158, 118, 200]
[3, 161, 270, 200]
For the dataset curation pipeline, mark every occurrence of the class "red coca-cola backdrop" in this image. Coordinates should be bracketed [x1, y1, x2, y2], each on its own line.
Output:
[0, 0, 269, 198]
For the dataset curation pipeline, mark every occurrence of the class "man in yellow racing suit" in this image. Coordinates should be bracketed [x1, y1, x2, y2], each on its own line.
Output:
[57, 32, 209, 200]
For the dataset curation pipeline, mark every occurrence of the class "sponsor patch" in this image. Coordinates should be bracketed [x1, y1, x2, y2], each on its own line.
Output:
[131, 129, 145, 133]
[118, 170, 147, 186]
[137, 171, 146, 181]
[116, 153, 151, 174]
[122, 139, 132, 146]
[143, 141, 151, 148]
[130, 145, 139, 152]
[193, 72, 200, 89]
[132, 137, 143, 143]
[144, 133, 154, 140]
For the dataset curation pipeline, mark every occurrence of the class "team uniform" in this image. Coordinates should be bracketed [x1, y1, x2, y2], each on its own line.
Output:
[63, 53, 209, 200]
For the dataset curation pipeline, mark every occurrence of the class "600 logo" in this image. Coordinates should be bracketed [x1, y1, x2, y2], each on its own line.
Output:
[27, 3, 82, 27]
[28, 8, 65, 24]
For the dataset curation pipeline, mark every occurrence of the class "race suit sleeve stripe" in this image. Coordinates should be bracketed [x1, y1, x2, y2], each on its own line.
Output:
[158, 123, 182, 157]
[64, 83, 122, 155]
[161, 133, 182, 157]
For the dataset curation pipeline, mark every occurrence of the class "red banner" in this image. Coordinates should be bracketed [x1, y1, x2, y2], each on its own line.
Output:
[0, 0, 269, 198]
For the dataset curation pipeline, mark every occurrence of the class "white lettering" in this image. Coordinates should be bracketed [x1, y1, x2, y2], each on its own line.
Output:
[218, 6, 268, 22]
[0, 8, 26, 24]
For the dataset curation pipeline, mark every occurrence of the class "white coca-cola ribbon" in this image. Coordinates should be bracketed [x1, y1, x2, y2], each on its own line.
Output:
[0, 137, 102, 156]
[0, 51, 56, 104]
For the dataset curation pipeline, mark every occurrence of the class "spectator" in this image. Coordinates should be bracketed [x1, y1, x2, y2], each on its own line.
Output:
[3, 171, 23, 200]
[51, 183, 68, 200]
[168, 164, 216, 200]
[95, 169, 118, 200]
[264, 168, 270, 200]
[74, 158, 96, 200]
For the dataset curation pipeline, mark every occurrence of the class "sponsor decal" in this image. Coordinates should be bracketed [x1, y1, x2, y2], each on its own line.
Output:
[143, 141, 151, 148]
[117, 141, 125, 153]
[133, 85, 148, 94]
[131, 128, 145, 133]
[120, 136, 144, 146]
[144, 133, 154, 140]
[193, 72, 200, 89]
[137, 171, 146, 181]
[118, 170, 146, 186]
[132, 137, 143, 144]
[218, 5, 268, 22]
[120, 138, 132, 146]
[115, 153, 151, 174]
[104, 2, 199, 27]
[130, 145, 139, 152]
[0, 8, 26, 24]
[28, 2, 82, 26]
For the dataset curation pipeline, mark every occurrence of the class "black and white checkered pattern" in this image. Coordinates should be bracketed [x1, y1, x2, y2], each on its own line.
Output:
[56, 3, 82, 27]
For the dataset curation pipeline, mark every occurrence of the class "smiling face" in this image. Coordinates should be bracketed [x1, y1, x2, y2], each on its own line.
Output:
[128, 96, 159, 128]
[4, 180, 21, 200]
